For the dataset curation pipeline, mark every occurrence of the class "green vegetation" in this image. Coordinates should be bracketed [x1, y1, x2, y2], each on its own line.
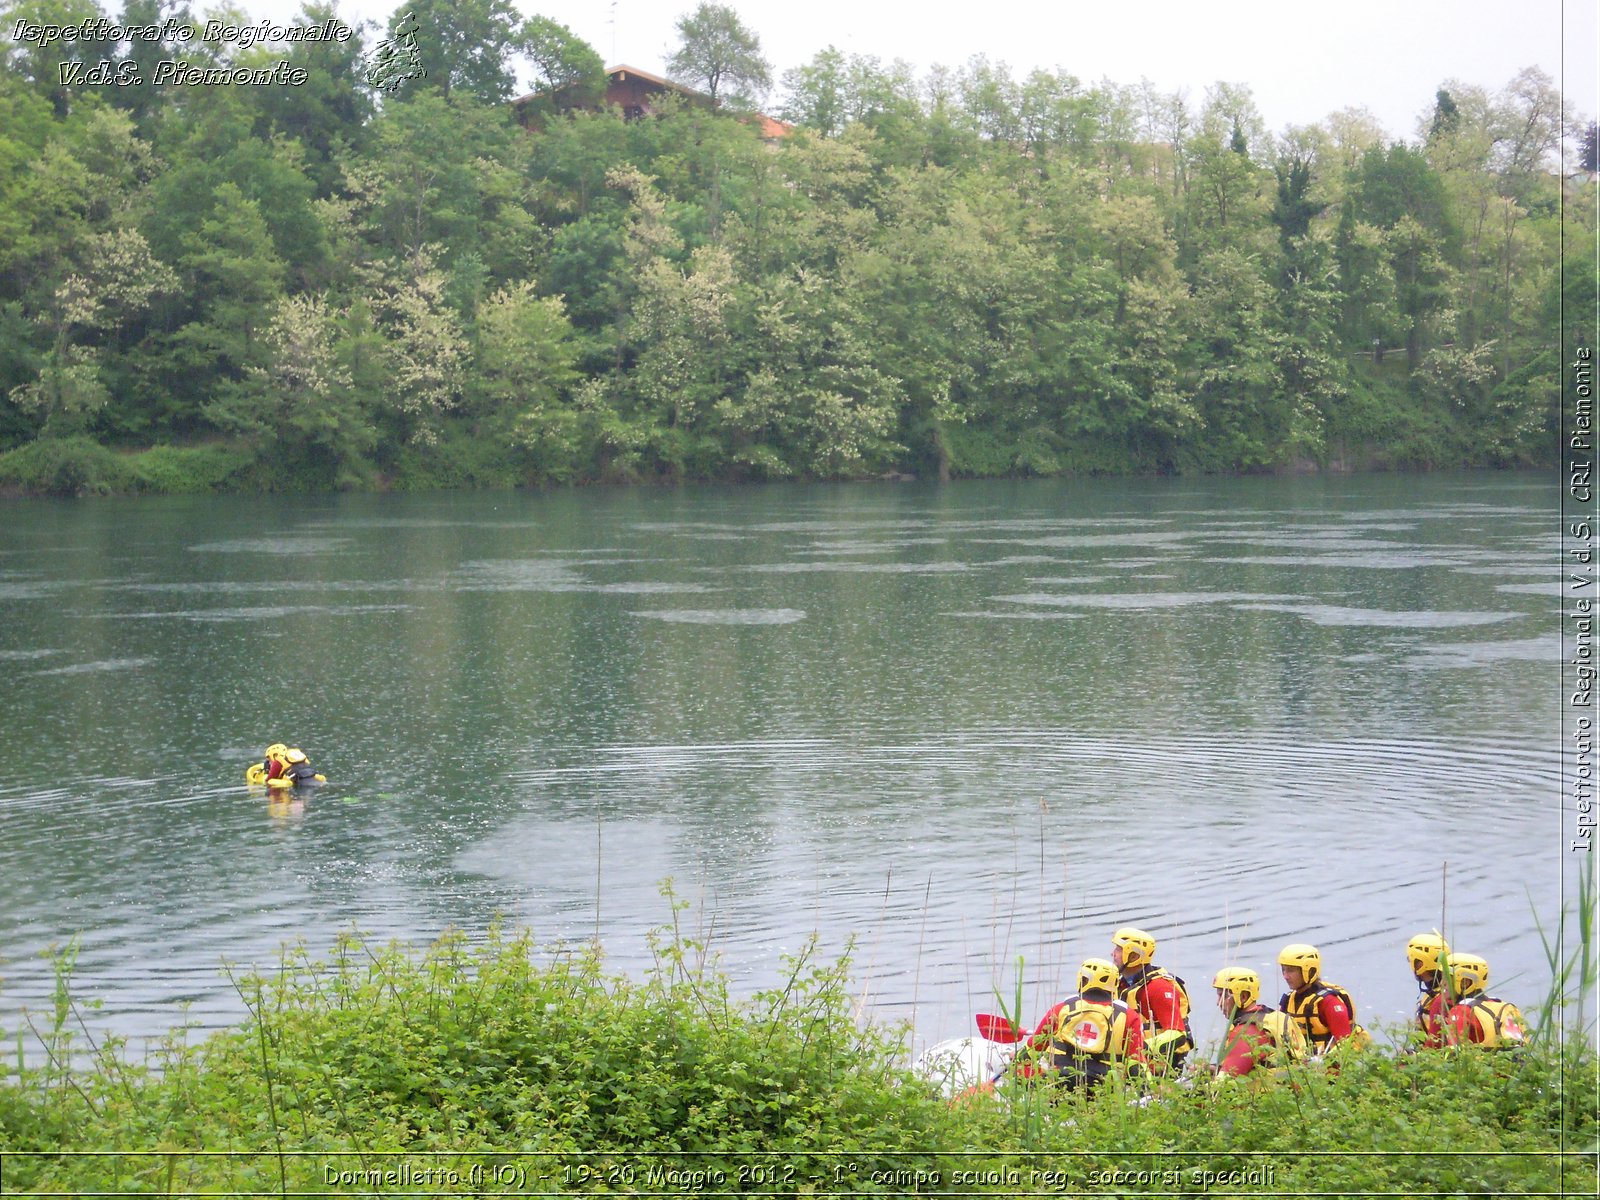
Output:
[0, 909, 1593, 1196]
[0, 3, 1591, 494]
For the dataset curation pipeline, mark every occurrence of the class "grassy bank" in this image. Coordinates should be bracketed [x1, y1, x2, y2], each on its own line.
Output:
[0, 409, 1543, 499]
[0, 438, 258, 497]
[1, 916, 1593, 1197]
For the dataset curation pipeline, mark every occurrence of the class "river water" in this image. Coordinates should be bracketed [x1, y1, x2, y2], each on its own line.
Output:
[0, 471, 1578, 1062]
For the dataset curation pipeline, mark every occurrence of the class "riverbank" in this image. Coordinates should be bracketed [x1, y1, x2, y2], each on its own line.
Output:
[0, 427, 1552, 499]
[1, 927, 1592, 1196]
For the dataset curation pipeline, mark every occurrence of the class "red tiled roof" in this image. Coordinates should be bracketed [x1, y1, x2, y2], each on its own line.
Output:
[750, 113, 795, 139]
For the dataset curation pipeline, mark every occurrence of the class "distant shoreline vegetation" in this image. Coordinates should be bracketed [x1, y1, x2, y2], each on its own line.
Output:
[1, 1, 1593, 497]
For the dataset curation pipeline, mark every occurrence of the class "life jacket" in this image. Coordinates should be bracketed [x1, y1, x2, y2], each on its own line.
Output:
[1047, 993, 1132, 1089]
[1454, 995, 1528, 1049]
[1280, 982, 1362, 1052]
[1120, 966, 1194, 1068]
[1414, 983, 1447, 1046]
[1233, 1004, 1307, 1066]
[285, 759, 319, 784]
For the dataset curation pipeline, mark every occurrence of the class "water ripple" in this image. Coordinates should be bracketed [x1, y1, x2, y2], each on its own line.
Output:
[632, 608, 806, 625]
[1233, 603, 1519, 628]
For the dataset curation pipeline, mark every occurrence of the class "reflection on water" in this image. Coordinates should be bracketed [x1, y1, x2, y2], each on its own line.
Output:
[0, 472, 1576, 1061]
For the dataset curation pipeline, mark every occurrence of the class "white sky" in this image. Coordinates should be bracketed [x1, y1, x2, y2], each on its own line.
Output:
[240, 0, 1597, 144]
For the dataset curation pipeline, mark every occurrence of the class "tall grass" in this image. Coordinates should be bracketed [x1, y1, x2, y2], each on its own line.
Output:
[0, 891, 1593, 1197]
[1533, 849, 1597, 1046]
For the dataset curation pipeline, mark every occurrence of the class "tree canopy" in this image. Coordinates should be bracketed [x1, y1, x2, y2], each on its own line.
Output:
[0, 0, 1589, 495]
[666, 2, 772, 106]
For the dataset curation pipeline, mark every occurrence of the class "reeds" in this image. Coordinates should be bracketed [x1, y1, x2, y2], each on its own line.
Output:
[1532, 849, 1597, 1047]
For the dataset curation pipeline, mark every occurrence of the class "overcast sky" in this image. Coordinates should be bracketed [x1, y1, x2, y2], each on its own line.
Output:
[243, 0, 1596, 145]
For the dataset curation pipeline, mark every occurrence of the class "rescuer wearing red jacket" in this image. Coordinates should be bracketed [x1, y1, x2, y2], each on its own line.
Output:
[1023, 958, 1147, 1093]
[1406, 931, 1451, 1048]
[1211, 967, 1306, 1078]
[1110, 926, 1194, 1075]
[1277, 943, 1364, 1054]
[1442, 954, 1528, 1050]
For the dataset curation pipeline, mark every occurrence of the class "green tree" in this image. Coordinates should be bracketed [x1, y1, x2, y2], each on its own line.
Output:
[624, 237, 737, 472]
[525, 103, 631, 223]
[1323, 106, 1387, 174]
[386, 0, 523, 104]
[958, 55, 1021, 143]
[1384, 214, 1453, 371]
[1333, 204, 1401, 349]
[0, 140, 93, 306]
[1270, 232, 1346, 459]
[1089, 192, 1197, 464]
[233, 292, 377, 482]
[1015, 68, 1097, 162]
[1184, 84, 1270, 253]
[780, 46, 848, 136]
[1490, 67, 1567, 192]
[1426, 87, 1460, 144]
[373, 248, 469, 446]
[0, 102, 159, 314]
[521, 15, 605, 111]
[540, 208, 628, 336]
[143, 98, 329, 290]
[472, 281, 586, 478]
[713, 268, 902, 479]
[161, 184, 288, 431]
[1182, 248, 1286, 469]
[666, 2, 772, 107]
[102, 1, 197, 130]
[471, 280, 579, 430]
[1271, 155, 1323, 251]
[352, 92, 535, 283]
[252, 2, 375, 196]
[1352, 143, 1457, 368]
[1, 0, 117, 115]
[10, 228, 175, 436]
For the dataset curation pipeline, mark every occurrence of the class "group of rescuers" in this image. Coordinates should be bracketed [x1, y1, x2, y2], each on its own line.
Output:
[1009, 927, 1526, 1094]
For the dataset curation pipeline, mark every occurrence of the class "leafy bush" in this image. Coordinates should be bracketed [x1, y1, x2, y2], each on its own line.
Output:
[942, 421, 1024, 478]
[0, 436, 134, 496]
[1, 909, 1592, 1196]
[390, 430, 523, 491]
[128, 443, 256, 494]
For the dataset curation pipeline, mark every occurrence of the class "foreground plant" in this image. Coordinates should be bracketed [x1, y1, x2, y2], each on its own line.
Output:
[0, 903, 1592, 1196]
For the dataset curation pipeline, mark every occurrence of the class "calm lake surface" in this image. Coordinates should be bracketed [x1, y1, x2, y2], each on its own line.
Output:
[0, 472, 1576, 1060]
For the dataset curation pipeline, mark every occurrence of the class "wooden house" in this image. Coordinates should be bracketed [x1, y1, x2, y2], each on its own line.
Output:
[513, 65, 793, 141]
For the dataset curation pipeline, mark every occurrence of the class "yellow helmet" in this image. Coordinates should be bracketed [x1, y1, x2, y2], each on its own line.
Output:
[285, 748, 308, 764]
[1112, 926, 1157, 970]
[1212, 967, 1259, 1008]
[1450, 954, 1489, 998]
[1078, 957, 1119, 994]
[264, 743, 288, 759]
[1278, 943, 1322, 986]
[1407, 932, 1450, 978]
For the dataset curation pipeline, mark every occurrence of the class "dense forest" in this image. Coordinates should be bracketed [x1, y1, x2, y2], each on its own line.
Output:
[1, 0, 1595, 494]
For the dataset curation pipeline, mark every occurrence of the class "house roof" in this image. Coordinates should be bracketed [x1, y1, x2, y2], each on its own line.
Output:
[512, 65, 790, 139]
[512, 64, 710, 108]
[748, 113, 795, 140]
[605, 64, 707, 99]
